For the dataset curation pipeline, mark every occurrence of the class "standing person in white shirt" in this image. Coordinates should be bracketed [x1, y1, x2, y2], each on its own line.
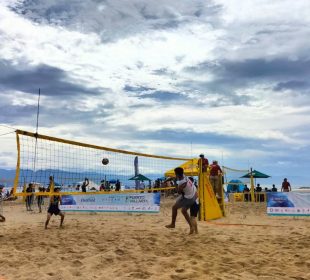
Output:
[165, 167, 197, 233]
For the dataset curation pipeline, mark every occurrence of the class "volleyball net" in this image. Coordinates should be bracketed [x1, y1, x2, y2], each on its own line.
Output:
[13, 130, 191, 196]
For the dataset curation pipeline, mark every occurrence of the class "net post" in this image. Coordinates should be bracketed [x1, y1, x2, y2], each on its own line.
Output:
[198, 158, 205, 221]
[13, 131, 20, 196]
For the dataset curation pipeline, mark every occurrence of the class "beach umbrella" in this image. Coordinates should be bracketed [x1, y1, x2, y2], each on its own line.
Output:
[128, 174, 151, 181]
[241, 169, 270, 202]
[241, 170, 270, 178]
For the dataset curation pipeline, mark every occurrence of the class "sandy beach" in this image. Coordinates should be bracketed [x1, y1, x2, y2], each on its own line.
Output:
[0, 198, 309, 280]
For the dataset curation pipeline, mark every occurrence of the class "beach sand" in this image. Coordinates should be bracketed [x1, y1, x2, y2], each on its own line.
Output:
[0, 198, 309, 280]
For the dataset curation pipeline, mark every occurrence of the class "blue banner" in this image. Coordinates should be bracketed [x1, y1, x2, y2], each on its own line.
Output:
[267, 192, 310, 216]
[59, 192, 161, 213]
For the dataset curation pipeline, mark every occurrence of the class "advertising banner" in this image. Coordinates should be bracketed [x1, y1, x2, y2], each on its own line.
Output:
[60, 192, 160, 213]
[267, 192, 310, 216]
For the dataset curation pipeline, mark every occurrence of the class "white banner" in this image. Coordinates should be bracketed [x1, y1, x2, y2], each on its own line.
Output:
[267, 192, 310, 216]
[59, 192, 161, 213]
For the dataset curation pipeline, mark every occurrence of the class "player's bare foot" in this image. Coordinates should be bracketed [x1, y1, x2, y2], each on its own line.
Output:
[165, 224, 175, 229]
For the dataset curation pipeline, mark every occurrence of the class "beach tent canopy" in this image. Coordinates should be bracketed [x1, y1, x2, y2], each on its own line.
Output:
[164, 158, 199, 177]
[226, 179, 245, 193]
[128, 174, 151, 181]
[241, 170, 270, 178]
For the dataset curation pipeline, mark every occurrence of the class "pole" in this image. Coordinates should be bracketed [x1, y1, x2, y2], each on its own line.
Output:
[33, 88, 41, 172]
[250, 167, 255, 202]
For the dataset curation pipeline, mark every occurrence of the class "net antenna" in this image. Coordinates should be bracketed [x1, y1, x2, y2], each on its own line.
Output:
[33, 88, 41, 172]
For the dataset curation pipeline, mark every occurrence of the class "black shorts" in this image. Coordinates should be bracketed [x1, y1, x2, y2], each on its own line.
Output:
[190, 202, 199, 217]
[48, 205, 61, 216]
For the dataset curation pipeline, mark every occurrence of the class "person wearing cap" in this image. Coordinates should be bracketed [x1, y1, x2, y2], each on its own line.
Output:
[281, 178, 291, 192]
[45, 187, 65, 229]
[198, 154, 209, 173]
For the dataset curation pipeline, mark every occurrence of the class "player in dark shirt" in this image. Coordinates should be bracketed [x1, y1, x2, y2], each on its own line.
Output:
[45, 187, 65, 229]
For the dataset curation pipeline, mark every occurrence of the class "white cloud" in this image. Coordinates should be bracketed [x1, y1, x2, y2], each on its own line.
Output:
[0, 0, 310, 184]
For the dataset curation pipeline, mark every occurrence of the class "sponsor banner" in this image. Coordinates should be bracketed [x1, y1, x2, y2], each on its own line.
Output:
[267, 192, 310, 216]
[60, 192, 160, 213]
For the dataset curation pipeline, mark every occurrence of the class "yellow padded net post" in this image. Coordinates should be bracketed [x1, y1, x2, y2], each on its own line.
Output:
[198, 160, 223, 221]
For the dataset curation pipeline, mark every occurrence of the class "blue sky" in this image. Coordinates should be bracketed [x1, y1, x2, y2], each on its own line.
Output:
[0, 0, 309, 187]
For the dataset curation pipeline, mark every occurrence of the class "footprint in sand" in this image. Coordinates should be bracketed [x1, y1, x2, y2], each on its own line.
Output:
[170, 275, 186, 280]
[129, 271, 151, 279]
[115, 249, 125, 255]
[71, 259, 83, 267]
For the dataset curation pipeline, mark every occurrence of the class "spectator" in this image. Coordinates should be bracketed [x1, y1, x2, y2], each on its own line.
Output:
[243, 184, 250, 202]
[37, 187, 44, 213]
[99, 184, 104, 191]
[115, 180, 121, 191]
[209, 160, 222, 198]
[25, 183, 33, 211]
[281, 178, 291, 192]
[271, 184, 277, 192]
[198, 154, 209, 173]
[255, 183, 262, 192]
[81, 178, 89, 192]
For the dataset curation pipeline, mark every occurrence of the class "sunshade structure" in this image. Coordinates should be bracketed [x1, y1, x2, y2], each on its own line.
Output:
[241, 170, 270, 178]
[128, 174, 151, 181]
[164, 158, 198, 177]
[241, 169, 270, 202]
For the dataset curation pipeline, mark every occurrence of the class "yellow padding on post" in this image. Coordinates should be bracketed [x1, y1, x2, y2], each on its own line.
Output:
[201, 172, 223, 220]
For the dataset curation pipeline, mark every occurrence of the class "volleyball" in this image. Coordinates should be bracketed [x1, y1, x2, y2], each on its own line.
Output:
[102, 158, 109, 165]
